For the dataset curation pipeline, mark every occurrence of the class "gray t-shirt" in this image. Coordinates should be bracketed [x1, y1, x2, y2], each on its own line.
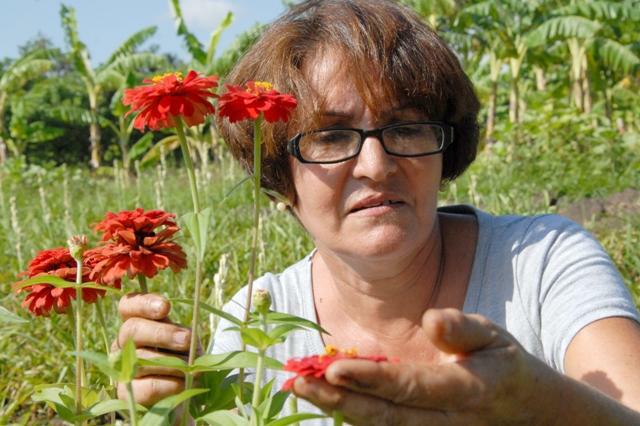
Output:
[210, 205, 639, 423]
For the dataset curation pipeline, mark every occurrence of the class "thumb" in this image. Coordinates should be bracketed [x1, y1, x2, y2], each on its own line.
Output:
[422, 308, 504, 354]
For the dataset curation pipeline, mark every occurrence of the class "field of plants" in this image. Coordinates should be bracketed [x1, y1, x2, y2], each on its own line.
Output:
[0, 0, 639, 424]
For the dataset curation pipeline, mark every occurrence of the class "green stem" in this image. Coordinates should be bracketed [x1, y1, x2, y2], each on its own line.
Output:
[94, 300, 110, 354]
[238, 117, 264, 400]
[289, 395, 299, 426]
[95, 299, 116, 425]
[176, 117, 203, 426]
[175, 118, 201, 211]
[74, 259, 84, 419]
[252, 350, 265, 407]
[333, 411, 344, 426]
[126, 381, 139, 426]
[137, 274, 148, 294]
[251, 313, 269, 408]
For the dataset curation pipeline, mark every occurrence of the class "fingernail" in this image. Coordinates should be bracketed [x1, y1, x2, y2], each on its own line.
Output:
[151, 300, 165, 316]
[174, 331, 189, 346]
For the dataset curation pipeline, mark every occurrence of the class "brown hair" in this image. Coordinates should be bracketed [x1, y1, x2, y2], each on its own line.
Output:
[216, 0, 480, 202]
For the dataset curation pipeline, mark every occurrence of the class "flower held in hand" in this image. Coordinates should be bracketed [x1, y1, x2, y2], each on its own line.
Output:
[282, 345, 388, 391]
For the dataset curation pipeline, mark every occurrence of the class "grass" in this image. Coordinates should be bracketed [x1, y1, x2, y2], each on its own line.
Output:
[0, 122, 638, 423]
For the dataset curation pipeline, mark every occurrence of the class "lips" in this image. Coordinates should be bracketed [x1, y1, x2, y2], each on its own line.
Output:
[348, 194, 405, 213]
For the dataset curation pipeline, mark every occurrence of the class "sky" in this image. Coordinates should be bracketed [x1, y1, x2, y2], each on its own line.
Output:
[0, 0, 287, 65]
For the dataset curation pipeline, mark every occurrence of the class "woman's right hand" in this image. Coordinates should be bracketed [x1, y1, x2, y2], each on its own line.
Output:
[114, 293, 192, 406]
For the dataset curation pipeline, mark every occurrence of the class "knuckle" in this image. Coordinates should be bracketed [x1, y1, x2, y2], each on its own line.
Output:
[121, 317, 141, 342]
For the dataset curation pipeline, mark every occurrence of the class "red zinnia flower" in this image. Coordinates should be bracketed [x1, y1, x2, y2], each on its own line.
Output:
[123, 70, 218, 131]
[14, 247, 112, 316]
[281, 345, 388, 391]
[217, 81, 297, 123]
[89, 208, 187, 283]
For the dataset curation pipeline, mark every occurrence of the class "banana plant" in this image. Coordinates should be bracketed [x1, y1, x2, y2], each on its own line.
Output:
[60, 4, 165, 168]
[400, 0, 459, 30]
[527, 1, 640, 114]
[0, 50, 52, 162]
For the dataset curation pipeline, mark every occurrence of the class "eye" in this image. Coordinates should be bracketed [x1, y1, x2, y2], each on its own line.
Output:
[312, 130, 356, 144]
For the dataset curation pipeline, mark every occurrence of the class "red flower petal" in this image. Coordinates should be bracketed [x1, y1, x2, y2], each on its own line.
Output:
[13, 247, 109, 316]
[218, 81, 297, 124]
[123, 70, 218, 131]
[281, 347, 389, 391]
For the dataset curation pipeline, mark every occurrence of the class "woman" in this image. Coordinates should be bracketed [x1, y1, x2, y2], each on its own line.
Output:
[116, 1, 640, 424]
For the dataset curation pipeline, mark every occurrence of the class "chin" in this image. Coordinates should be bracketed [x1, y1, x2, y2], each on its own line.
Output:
[345, 225, 418, 259]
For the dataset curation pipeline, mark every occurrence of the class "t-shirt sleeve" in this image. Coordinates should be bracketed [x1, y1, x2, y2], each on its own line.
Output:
[528, 215, 639, 372]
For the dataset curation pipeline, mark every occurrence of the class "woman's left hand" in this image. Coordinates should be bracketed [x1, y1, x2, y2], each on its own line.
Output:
[292, 308, 559, 425]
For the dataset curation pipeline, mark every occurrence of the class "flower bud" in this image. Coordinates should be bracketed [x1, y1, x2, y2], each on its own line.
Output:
[252, 289, 272, 315]
[67, 235, 88, 261]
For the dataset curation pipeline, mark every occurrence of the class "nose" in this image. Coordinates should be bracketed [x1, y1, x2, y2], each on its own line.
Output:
[351, 135, 398, 182]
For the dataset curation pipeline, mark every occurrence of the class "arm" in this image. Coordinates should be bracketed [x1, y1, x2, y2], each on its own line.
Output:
[563, 316, 640, 413]
[291, 309, 640, 425]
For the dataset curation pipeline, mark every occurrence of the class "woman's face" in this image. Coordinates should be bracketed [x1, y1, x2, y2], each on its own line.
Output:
[290, 54, 443, 262]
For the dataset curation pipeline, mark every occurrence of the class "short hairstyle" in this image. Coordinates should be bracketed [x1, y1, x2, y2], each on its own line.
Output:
[216, 0, 480, 203]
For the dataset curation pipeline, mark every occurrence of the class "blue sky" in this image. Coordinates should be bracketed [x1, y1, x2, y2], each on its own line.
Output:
[1, 0, 287, 64]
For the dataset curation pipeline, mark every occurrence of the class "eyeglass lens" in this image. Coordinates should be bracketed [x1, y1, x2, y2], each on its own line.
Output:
[298, 123, 444, 162]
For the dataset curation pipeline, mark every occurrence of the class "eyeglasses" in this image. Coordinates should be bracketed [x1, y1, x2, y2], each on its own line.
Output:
[287, 121, 454, 164]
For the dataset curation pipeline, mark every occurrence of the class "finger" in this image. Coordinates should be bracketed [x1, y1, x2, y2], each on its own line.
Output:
[135, 348, 187, 378]
[293, 376, 463, 426]
[422, 308, 509, 354]
[324, 358, 483, 410]
[119, 293, 171, 321]
[119, 317, 191, 352]
[117, 375, 184, 407]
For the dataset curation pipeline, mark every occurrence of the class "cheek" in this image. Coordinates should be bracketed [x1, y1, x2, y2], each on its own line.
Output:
[291, 163, 348, 223]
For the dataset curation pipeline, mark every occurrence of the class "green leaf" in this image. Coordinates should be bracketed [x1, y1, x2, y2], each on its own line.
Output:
[170, 299, 243, 326]
[192, 351, 282, 373]
[105, 26, 158, 65]
[120, 338, 138, 383]
[129, 132, 154, 161]
[0, 306, 28, 324]
[138, 355, 189, 373]
[267, 324, 306, 344]
[198, 410, 249, 426]
[266, 391, 289, 421]
[139, 388, 208, 426]
[169, 0, 207, 65]
[74, 351, 119, 380]
[12, 276, 75, 292]
[181, 208, 211, 261]
[251, 311, 328, 334]
[84, 398, 147, 417]
[206, 11, 234, 64]
[11, 277, 122, 296]
[241, 328, 273, 351]
[140, 135, 180, 168]
[267, 413, 327, 426]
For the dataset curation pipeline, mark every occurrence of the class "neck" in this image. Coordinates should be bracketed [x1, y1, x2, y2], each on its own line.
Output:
[312, 219, 445, 341]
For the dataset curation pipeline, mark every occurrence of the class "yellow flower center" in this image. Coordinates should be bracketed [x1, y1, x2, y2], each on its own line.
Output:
[152, 71, 183, 83]
[345, 348, 358, 357]
[253, 81, 273, 91]
[324, 345, 339, 356]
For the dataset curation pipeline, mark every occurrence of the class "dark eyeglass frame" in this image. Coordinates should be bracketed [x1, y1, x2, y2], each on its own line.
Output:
[287, 120, 455, 164]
